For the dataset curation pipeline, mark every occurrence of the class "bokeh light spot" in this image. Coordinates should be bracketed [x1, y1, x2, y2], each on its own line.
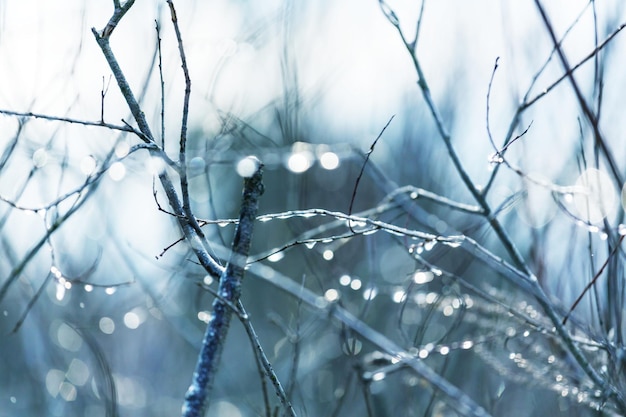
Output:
[287, 151, 313, 173]
[574, 168, 616, 224]
[32, 148, 48, 167]
[56, 322, 82, 352]
[108, 162, 126, 181]
[99, 317, 115, 334]
[413, 271, 433, 284]
[320, 152, 339, 170]
[80, 156, 97, 175]
[124, 312, 140, 329]
[198, 311, 212, 323]
[115, 141, 130, 158]
[236, 156, 259, 178]
[324, 288, 339, 302]
[339, 275, 351, 286]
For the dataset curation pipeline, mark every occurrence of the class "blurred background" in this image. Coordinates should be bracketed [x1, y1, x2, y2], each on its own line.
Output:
[1, 1, 626, 416]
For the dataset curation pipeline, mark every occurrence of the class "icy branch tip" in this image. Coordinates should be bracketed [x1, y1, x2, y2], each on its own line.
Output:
[236, 156, 262, 178]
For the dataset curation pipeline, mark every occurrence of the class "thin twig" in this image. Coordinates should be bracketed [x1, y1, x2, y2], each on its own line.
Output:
[91, 19, 224, 279]
[378, 0, 529, 275]
[534, 0, 623, 190]
[521, 22, 626, 112]
[482, 6, 621, 196]
[0, 109, 134, 134]
[166, 0, 204, 239]
[563, 235, 625, 325]
[155, 19, 165, 147]
[380, 3, 626, 409]
[238, 301, 297, 417]
[348, 115, 394, 231]
[246, 261, 493, 417]
[100, 75, 112, 123]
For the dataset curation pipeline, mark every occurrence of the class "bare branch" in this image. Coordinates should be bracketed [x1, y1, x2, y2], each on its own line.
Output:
[182, 160, 264, 417]
[92, 9, 225, 279]
[0, 108, 134, 134]
[166, 0, 205, 238]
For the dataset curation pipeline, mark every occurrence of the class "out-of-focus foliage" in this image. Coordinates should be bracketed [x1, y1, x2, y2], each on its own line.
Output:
[2, 1, 626, 416]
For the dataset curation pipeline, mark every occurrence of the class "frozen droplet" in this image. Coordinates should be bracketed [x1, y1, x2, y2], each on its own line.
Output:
[267, 251, 284, 262]
[488, 152, 504, 165]
[56, 282, 66, 301]
[322, 250, 334, 260]
[460, 340, 473, 350]
[50, 266, 62, 279]
[424, 240, 436, 251]
[305, 241, 317, 249]
[348, 219, 367, 228]
[197, 311, 211, 323]
[363, 229, 378, 236]
[413, 271, 433, 284]
[371, 372, 386, 382]
[217, 221, 230, 228]
[105, 287, 116, 295]
[443, 239, 462, 248]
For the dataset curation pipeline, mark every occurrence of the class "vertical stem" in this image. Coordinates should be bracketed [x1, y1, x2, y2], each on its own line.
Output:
[182, 161, 264, 417]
